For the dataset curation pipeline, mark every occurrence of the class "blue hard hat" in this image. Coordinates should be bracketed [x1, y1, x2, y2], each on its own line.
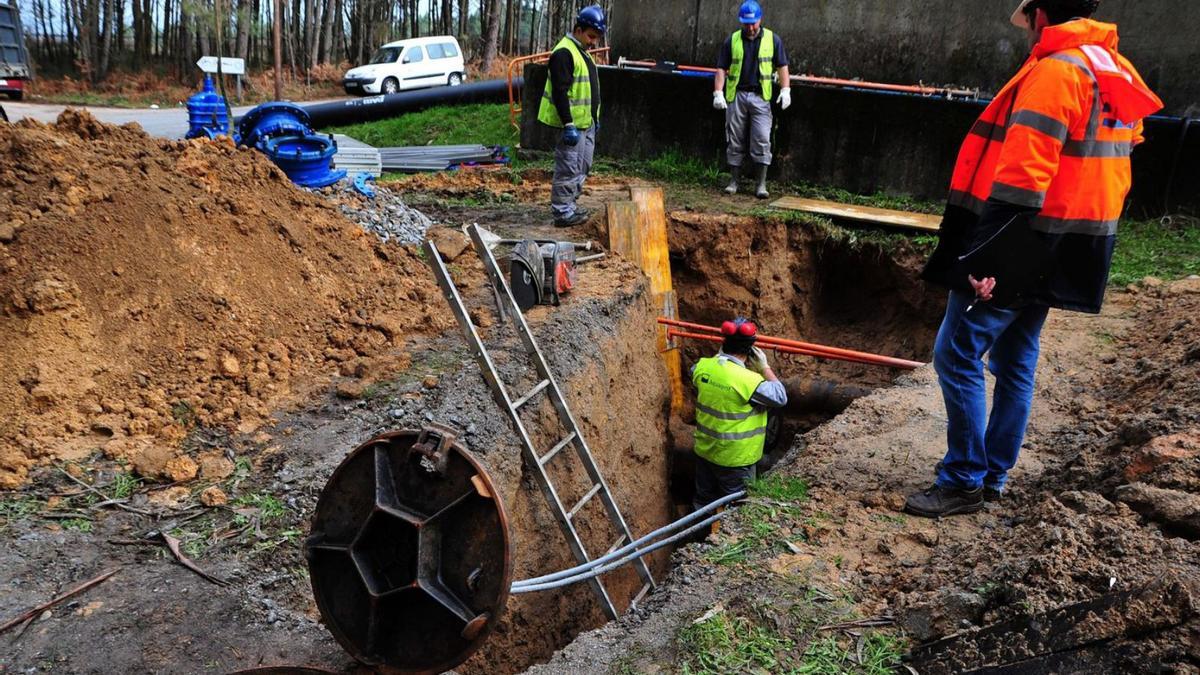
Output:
[738, 0, 763, 23]
[576, 4, 607, 34]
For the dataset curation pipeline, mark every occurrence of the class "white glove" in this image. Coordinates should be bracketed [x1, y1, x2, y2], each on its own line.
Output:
[776, 87, 792, 110]
[712, 90, 728, 111]
[747, 346, 769, 374]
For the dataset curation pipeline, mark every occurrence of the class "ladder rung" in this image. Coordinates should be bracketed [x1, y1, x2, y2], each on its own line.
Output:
[567, 484, 603, 520]
[604, 534, 628, 556]
[512, 379, 551, 410]
[631, 581, 653, 608]
[538, 432, 577, 466]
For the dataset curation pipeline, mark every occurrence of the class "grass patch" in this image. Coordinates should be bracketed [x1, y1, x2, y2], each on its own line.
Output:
[593, 148, 724, 186]
[232, 492, 287, 521]
[61, 517, 94, 533]
[679, 611, 793, 674]
[748, 474, 810, 503]
[704, 539, 755, 566]
[324, 103, 518, 149]
[794, 633, 907, 674]
[0, 495, 42, 530]
[1111, 217, 1200, 286]
[109, 472, 142, 499]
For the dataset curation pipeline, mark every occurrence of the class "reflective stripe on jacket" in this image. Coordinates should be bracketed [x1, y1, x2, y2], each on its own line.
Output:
[692, 356, 768, 468]
[726, 28, 774, 103]
[926, 19, 1161, 313]
[538, 37, 595, 129]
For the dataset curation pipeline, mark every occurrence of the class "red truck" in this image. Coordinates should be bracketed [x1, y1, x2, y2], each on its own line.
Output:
[0, 0, 30, 101]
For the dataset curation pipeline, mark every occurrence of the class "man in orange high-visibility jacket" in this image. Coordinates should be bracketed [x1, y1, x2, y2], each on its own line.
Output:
[909, 0, 1161, 518]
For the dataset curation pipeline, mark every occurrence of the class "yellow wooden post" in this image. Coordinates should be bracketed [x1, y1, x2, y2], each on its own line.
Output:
[607, 188, 685, 414]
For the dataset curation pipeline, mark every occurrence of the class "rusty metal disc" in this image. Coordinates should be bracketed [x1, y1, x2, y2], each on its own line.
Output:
[305, 427, 511, 674]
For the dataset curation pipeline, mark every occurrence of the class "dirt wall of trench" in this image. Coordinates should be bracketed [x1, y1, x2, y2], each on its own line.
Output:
[440, 254, 676, 674]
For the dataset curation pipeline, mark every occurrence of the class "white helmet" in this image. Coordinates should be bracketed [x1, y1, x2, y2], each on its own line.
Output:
[1011, 0, 1037, 29]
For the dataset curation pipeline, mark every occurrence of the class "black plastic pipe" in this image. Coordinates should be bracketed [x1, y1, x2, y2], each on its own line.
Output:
[304, 78, 521, 128]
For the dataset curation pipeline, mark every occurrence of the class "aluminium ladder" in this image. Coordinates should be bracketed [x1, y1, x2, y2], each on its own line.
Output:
[423, 224, 654, 620]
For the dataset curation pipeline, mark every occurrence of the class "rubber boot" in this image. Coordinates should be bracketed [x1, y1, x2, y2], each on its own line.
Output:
[724, 165, 741, 195]
[754, 164, 770, 199]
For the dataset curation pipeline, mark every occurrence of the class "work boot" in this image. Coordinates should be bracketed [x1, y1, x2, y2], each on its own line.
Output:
[904, 484, 984, 518]
[724, 166, 741, 194]
[553, 211, 589, 228]
[754, 164, 770, 199]
[984, 486, 1004, 502]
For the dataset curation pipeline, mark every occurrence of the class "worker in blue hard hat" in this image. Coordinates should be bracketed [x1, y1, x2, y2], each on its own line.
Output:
[538, 4, 606, 228]
[713, 0, 791, 199]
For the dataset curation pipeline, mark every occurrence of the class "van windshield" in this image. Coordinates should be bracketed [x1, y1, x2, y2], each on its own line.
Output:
[369, 47, 401, 64]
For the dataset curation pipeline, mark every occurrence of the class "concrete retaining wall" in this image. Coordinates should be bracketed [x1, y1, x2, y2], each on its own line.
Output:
[608, 0, 1200, 116]
[521, 65, 1200, 216]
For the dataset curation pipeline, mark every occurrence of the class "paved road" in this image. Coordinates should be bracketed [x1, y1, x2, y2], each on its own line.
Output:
[2, 98, 344, 138]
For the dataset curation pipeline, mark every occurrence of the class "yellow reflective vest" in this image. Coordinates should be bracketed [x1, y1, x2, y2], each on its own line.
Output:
[692, 356, 768, 468]
[725, 28, 775, 103]
[538, 36, 596, 129]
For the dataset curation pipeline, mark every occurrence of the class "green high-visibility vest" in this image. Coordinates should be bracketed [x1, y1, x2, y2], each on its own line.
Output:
[538, 36, 596, 129]
[725, 28, 775, 103]
[692, 356, 769, 468]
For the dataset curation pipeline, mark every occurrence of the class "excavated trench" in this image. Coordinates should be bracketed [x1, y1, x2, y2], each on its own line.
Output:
[460, 212, 945, 674]
[661, 211, 945, 509]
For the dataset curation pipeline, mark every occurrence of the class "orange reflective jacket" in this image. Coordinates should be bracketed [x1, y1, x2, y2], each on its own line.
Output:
[948, 20, 1162, 237]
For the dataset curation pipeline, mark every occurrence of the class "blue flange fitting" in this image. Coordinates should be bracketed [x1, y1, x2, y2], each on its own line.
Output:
[258, 134, 347, 188]
[238, 102, 314, 149]
[185, 75, 231, 140]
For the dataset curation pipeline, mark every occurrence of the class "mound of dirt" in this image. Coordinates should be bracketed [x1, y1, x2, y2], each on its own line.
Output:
[0, 110, 450, 488]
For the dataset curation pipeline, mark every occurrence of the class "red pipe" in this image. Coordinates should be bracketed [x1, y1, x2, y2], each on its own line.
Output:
[661, 319, 924, 370]
[617, 58, 978, 99]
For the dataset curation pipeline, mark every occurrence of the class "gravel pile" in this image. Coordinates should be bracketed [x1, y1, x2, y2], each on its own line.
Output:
[327, 180, 434, 245]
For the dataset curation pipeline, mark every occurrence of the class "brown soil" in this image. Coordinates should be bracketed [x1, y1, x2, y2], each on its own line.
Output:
[0, 110, 450, 488]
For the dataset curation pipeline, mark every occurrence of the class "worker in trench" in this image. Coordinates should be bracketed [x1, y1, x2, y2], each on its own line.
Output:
[909, 0, 1161, 517]
[691, 318, 787, 509]
[712, 0, 791, 199]
[538, 4, 606, 228]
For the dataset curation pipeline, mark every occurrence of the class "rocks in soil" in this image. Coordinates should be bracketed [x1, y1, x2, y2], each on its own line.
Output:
[0, 110, 451, 488]
[330, 181, 432, 244]
[1115, 483, 1200, 538]
[199, 486, 228, 506]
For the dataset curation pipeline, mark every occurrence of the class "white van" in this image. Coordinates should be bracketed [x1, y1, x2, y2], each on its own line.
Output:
[343, 36, 467, 96]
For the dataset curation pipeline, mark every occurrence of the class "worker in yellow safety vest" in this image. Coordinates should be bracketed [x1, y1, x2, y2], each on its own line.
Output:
[691, 318, 787, 509]
[712, 0, 791, 199]
[537, 4, 606, 228]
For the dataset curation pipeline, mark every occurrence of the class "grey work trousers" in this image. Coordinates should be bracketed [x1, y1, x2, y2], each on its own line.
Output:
[725, 90, 773, 167]
[693, 455, 756, 511]
[550, 123, 596, 219]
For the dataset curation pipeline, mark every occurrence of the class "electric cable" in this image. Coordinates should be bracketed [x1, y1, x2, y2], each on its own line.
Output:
[510, 510, 728, 594]
[512, 490, 746, 589]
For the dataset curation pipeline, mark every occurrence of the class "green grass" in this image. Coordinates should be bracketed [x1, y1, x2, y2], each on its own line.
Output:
[793, 633, 907, 675]
[593, 148, 724, 186]
[0, 495, 42, 530]
[705, 539, 755, 566]
[325, 102, 519, 149]
[748, 474, 810, 502]
[110, 472, 142, 499]
[61, 517, 94, 533]
[679, 612, 794, 674]
[232, 492, 287, 521]
[1111, 217, 1200, 286]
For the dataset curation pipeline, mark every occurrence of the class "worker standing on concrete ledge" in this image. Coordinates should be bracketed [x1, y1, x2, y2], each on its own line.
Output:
[691, 318, 787, 508]
[712, 0, 790, 199]
[910, 0, 1161, 518]
[538, 4, 606, 228]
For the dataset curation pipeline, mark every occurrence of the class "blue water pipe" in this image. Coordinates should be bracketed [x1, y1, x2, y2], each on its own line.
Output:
[258, 133, 346, 188]
[237, 102, 314, 148]
[185, 75, 231, 139]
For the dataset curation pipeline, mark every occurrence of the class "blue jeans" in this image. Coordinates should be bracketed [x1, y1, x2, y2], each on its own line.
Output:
[934, 290, 1050, 491]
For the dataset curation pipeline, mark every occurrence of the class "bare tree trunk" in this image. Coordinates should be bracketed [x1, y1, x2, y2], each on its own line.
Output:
[480, 0, 500, 73]
[457, 0, 466, 39]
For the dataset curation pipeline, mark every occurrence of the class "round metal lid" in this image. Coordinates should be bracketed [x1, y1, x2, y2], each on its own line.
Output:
[305, 427, 511, 674]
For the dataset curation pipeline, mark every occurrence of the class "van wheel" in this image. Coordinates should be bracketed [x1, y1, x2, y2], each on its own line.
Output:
[382, 78, 399, 95]
[447, 73, 463, 87]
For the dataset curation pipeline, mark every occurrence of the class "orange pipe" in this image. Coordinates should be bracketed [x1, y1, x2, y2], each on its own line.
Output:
[661, 319, 924, 370]
[617, 58, 978, 98]
[669, 330, 836, 359]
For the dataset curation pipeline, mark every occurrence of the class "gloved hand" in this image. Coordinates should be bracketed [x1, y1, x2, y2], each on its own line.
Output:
[746, 346, 769, 374]
[562, 124, 580, 147]
[712, 91, 728, 111]
[776, 87, 792, 110]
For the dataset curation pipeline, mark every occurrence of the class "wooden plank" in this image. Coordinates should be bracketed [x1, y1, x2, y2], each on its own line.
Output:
[607, 190, 685, 414]
[769, 195, 942, 232]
